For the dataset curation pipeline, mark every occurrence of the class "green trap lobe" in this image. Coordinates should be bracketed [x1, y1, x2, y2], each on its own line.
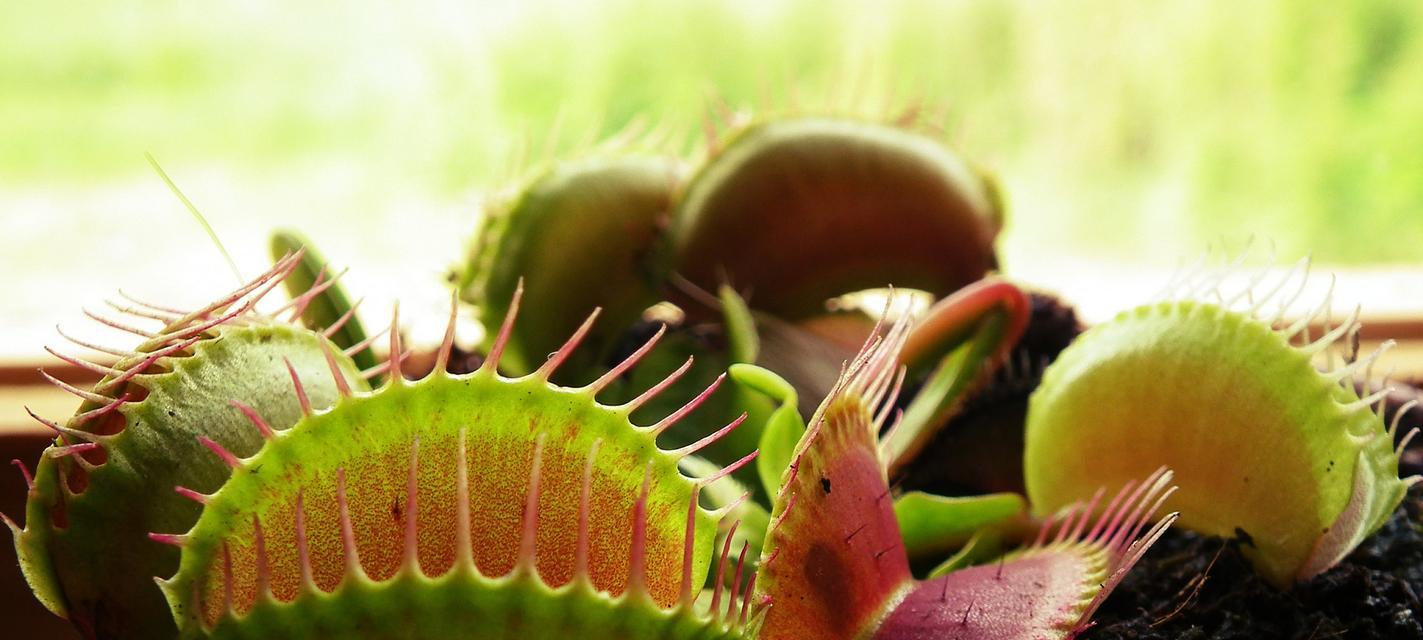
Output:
[671, 118, 1001, 320]
[756, 325, 913, 640]
[166, 372, 719, 633]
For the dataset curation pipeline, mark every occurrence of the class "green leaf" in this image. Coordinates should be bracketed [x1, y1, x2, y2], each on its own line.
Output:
[465, 158, 679, 377]
[729, 364, 804, 501]
[269, 229, 376, 375]
[163, 370, 724, 634]
[718, 285, 759, 364]
[926, 527, 1010, 578]
[893, 491, 1026, 564]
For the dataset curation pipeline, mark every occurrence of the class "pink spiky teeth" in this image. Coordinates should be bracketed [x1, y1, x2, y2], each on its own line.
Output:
[147, 283, 772, 633]
[873, 468, 1179, 640]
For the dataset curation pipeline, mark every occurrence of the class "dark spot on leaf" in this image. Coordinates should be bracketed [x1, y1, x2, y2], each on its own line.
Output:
[820, 477, 832, 494]
[804, 541, 853, 631]
[392, 499, 402, 521]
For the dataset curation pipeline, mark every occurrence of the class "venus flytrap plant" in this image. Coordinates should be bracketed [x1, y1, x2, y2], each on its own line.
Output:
[1025, 255, 1420, 587]
[667, 116, 1004, 321]
[5, 266, 1179, 639]
[738, 281, 1038, 574]
[752, 315, 1179, 640]
[884, 278, 1031, 478]
[711, 277, 1031, 497]
[452, 110, 1013, 479]
[151, 284, 765, 638]
[455, 154, 684, 380]
[4, 253, 372, 639]
[6, 110, 1194, 637]
[740, 351, 1032, 575]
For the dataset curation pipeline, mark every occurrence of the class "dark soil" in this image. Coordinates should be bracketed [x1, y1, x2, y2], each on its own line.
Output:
[1084, 487, 1423, 640]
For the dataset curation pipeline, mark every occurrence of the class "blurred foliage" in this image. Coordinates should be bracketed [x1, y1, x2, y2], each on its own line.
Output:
[2, 0, 1421, 264]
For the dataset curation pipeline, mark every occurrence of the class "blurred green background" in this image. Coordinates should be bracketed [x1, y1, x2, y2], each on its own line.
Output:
[2, 0, 1421, 357]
